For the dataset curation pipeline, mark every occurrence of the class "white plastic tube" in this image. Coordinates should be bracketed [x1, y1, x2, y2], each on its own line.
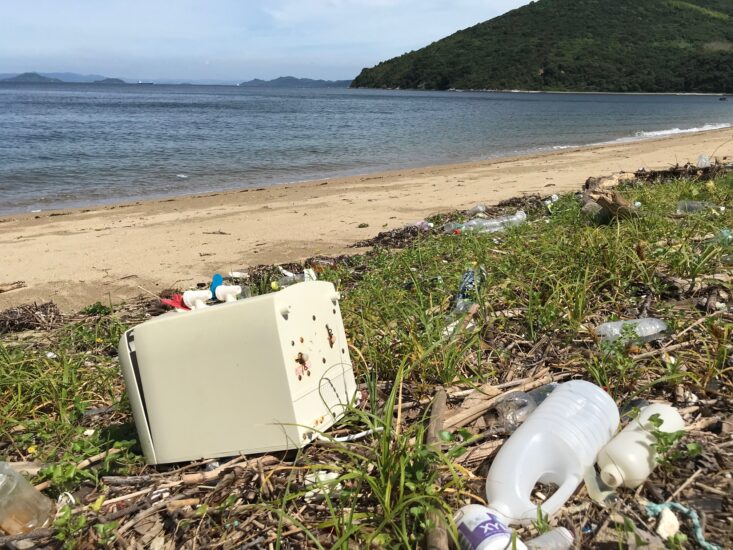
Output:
[215, 285, 241, 303]
[182, 290, 211, 310]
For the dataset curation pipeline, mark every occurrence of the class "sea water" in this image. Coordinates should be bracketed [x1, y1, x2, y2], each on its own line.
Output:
[0, 82, 731, 214]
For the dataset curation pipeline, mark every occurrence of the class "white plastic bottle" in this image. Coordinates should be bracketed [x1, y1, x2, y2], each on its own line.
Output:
[455, 505, 527, 550]
[526, 527, 574, 550]
[485, 381, 619, 525]
[597, 403, 684, 489]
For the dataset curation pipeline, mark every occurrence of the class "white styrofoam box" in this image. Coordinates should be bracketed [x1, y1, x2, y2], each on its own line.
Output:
[118, 281, 356, 464]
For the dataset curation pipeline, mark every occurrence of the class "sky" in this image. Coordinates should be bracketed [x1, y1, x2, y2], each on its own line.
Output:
[0, 0, 530, 82]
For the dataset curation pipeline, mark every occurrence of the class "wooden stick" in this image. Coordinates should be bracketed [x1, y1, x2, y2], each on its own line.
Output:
[425, 388, 450, 550]
[34, 448, 123, 491]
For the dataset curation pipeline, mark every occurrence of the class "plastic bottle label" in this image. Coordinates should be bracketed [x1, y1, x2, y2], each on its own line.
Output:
[458, 512, 510, 548]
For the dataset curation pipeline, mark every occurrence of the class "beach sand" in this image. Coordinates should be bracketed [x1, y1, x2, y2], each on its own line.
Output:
[1, 128, 732, 312]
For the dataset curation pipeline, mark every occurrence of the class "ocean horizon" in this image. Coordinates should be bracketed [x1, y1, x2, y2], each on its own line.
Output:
[0, 82, 731, 215]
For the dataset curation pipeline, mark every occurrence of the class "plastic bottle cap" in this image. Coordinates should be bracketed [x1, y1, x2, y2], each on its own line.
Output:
[600, 463, 624, 488]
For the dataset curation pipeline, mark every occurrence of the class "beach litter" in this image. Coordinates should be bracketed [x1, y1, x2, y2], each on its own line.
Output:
[0, 462, 53, 535]
[595, 317, 667, 343]
[443, 210, 527, 234]
[0, 301, 62, 335]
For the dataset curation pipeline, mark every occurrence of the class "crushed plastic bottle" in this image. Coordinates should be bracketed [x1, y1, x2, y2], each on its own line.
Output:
[676, 200, 720, 215]
[595, 318, 667, 344]
[412, 220, 434, 231]
[452, 266, 484, 310]
[487, 383, 558, 434]
[485, 381, 619, 525]
[444, 211, 527, 235]
[272, 267, 317, 290]
[0, 462, 53, 535]
[467, 203, 488, 216]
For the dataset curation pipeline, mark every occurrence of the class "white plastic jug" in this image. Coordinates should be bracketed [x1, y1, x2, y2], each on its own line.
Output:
[597, 403, 684, 489]
[485, 380, 619, 525]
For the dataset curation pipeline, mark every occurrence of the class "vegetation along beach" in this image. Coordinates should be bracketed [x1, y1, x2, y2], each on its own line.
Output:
[1, 0, 733, 548]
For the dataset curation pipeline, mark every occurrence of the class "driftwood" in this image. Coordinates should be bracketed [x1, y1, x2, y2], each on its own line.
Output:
[425, 388, 450, 550]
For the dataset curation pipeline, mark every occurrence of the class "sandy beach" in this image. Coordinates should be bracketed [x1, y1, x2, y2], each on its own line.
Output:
[1, 128, 731, 312]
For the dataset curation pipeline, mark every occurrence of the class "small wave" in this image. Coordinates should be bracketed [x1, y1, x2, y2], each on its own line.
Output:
[634, 123, 731, 138]
[552, 145, 580, 150]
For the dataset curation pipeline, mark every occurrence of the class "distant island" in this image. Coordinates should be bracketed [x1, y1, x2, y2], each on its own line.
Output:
[239, 76, 352, 88]
[2, 72, 62, 83]
[0, 71, 125, 84]
[93, 78, 126, 84]
[352, 0, 733, 93]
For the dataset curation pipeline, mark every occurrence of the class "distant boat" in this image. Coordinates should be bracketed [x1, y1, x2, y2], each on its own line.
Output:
[720, 96, 728, 101]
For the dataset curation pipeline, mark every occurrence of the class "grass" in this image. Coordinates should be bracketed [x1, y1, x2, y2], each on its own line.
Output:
[1, 171, 732, 547]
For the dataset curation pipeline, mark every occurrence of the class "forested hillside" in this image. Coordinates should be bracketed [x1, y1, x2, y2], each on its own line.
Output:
[352, 0, 733, 92]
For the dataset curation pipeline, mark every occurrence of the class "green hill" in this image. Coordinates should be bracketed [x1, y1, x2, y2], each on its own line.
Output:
[351, 0, 733, 93]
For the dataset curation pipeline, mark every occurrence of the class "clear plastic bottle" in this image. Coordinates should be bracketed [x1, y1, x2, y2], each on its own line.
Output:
[595, 318, 667, 344]
[0, 462, 53, 535]
[273, 268, 317, 290]
[597, 403, 684, 489]
[444, 211, 527, 234]
[485, 381, 619, 525]
[676, 200, 714, 215]
[488, 384, 558, 434]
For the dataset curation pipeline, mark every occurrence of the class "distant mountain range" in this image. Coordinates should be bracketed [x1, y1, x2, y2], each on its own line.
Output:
[0, 72, 353, 88]
[353, 0, 733, 93]
[0, 72, 126, 84]
[239, 76, 352, 88]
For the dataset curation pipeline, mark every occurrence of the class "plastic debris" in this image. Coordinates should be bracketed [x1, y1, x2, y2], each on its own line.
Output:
[676, 200, 722, 215]
[595, 318, 667, 344]
[466, 203, 488, 216]
[645, 501, 721, 550]
[655, 507, 680, 540]
[304, 471, 342, 503]
[486, 383, 558, 434]
[597, 403, 684, 489]
[272, 267, 317, 290]
[697, 154, 711, 169]
[412, 220, 434, 231]
[526, 527, 574, 550]
[455, 504, 527, 550]
[0, 461, 53, 535]
[444, 210, 527, 235]
[485, 381, 619, 525]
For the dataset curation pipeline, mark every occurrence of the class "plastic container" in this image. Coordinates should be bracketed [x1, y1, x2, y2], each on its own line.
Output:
[455, 505, 527, 550]
[597, 403, 684, 489]
[467, 203, 488, 216]
[595, 318, 667, 344]
[488, 384, 558, 434]
[526, 527, 574, 550]
[0, 462, 53, 535]
[273, 268, 317, 290]
[485, 380, 619, 525]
